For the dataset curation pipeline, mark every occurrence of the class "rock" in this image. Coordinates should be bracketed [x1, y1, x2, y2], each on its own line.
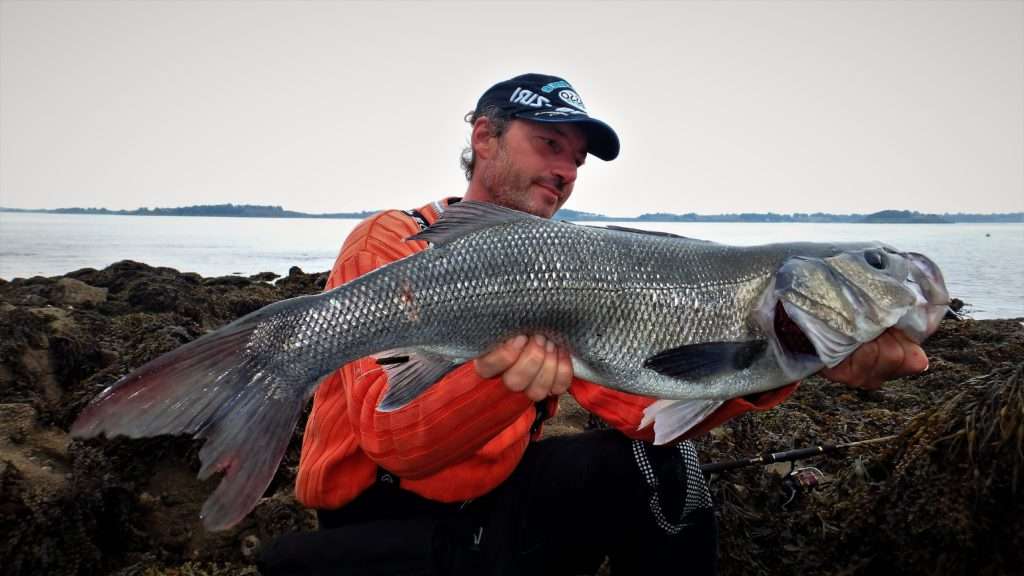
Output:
[249, 272, 280, 282]
[0, 403, 36, 444]
[204, 275, 252, 287]
[0, 260, 338, 575]
[138, 491, 158, 509]
[945, 297, 967, 320]
[21, 294, 47, 307]
[48, 278, 107, 307]
[125, 281, 186, 313]
[275, 268, 330, 297]
[0, 403, 70, 498]
[240, 534, 260, 559]
[160, 325, 193, 343]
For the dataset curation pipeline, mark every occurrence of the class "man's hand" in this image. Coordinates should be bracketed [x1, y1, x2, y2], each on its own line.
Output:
[820, 328, 929, 390]
[474, 335, 574, 401]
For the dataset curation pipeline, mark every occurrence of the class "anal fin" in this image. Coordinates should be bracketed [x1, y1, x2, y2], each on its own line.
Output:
[641, 399, 724, 445]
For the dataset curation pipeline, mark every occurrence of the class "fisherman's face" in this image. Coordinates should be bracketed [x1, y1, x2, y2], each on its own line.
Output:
[478, 120, 587, 219]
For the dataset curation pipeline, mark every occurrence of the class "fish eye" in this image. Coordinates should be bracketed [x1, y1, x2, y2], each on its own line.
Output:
[864, 249, 887, 270]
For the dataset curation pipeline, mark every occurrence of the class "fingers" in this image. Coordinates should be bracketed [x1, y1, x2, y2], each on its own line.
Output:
[473, 334, 574, 400]
[820, 328, 929, 390]
[474, 335, 529, 379]
[887, 329, 929, 375]
[502, 334, 549, 394]
[524, 338, 559, 401]
[551, 348, 573, 396]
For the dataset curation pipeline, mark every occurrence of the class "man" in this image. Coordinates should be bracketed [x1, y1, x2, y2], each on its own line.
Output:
[258, 73, 928, 575]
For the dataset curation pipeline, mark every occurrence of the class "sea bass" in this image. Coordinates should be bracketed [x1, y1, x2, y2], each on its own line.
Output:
[71, 201, 949, 530]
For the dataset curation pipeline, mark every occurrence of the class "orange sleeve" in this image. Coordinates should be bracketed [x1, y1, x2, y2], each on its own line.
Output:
[324, 211, 537, 479]
[570, 379, 800, 441]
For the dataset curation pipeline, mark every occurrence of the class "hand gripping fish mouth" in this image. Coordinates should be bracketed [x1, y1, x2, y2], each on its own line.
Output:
[69, 201, 951, 530]
[762, 248, 949, 376]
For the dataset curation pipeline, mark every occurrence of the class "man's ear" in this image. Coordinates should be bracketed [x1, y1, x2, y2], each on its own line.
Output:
[471, 117, 499, 160]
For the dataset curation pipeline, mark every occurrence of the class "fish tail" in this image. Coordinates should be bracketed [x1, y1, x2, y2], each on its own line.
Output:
[195, 371, 305, 530]
[71, 304, 310, 530]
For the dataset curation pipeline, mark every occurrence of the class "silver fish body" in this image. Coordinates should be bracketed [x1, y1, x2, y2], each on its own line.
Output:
[71, 201, 949, 530]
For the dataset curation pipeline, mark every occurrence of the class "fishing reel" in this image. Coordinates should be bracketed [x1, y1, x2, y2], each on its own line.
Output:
[780, 463, 826, 509]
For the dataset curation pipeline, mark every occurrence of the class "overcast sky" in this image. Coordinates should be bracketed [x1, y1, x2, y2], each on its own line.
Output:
[1, 1, 1021, 217]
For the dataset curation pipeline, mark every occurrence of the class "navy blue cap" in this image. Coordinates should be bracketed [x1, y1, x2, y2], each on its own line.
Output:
[473, 73, 620, 161]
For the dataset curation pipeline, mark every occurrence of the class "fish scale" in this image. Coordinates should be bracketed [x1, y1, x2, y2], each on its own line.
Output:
[71, 200, 948, 531]
[284, 219, 797, 398]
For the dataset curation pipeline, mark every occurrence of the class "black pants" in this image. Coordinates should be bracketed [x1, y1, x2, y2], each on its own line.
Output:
[258, 430, 718, 576]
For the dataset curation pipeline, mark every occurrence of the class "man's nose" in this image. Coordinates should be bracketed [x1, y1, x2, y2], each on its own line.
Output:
[550, 160, 577, 189]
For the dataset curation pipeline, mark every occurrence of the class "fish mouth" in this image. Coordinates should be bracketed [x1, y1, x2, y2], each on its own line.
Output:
[772, 301, 818, 360]
[755, 294, 838, 381]
[896, 252, 950, 341]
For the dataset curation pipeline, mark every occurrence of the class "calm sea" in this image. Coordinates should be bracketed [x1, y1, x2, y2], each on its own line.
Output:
[1, 212, 1021, 320]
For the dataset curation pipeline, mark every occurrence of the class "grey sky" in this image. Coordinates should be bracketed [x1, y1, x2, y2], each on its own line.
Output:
[1, 0, 1021, 216]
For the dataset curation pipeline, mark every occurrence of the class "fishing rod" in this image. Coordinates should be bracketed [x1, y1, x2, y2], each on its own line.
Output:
[700, 434, 898, 474]
[700, 434, 898, 508]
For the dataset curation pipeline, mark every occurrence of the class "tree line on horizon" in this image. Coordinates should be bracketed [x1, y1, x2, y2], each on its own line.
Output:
[0, 203, 1021, 223]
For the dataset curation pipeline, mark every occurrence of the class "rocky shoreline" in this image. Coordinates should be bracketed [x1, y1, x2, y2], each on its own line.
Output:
[1, 261, 1021, 575]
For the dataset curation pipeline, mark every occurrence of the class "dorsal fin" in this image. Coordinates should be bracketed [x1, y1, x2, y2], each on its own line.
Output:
[408, 201, 538, 246]
[603, 225, 687, 238]
[601, 225, 714, 243]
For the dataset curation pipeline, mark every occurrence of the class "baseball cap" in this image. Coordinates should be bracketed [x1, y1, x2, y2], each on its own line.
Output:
[473, 73, 620, 161]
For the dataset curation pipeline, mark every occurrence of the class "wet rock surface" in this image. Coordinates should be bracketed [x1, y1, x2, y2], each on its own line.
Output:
[0, 261, 1020, 575]
[0, 262, 323, 576]
[698, 318, 1024, 576]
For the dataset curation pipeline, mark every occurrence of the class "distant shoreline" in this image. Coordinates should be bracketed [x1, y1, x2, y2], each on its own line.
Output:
[1, 204, 1022, 224]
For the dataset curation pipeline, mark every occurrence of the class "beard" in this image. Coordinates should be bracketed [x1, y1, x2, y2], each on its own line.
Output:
[480, 142, 564, 218]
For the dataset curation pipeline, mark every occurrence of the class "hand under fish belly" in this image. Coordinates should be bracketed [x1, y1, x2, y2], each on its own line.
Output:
[70, 201, 950, 530]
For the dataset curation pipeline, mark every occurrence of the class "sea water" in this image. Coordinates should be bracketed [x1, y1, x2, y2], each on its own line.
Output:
[1, 212, 1021, 319]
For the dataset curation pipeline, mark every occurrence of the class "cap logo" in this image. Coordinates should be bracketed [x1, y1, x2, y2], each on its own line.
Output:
[541, 80, 572, 93]
[510, 87, 551, 108]
[558, 90, 587, 112]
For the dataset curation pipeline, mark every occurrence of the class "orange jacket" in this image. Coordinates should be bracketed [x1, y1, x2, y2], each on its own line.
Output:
[295, 198, 797, 510]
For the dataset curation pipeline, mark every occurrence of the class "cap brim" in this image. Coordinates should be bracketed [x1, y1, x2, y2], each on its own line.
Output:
[515, 111, 620, 161]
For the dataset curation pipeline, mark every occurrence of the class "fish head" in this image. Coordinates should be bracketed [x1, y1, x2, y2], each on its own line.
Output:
[765, 246, 949, 370]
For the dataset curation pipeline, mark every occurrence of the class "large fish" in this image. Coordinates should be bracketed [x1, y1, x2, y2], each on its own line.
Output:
[71, 201, 949, 530]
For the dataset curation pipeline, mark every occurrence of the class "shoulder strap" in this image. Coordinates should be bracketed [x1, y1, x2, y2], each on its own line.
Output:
[402, 208, 430, 232]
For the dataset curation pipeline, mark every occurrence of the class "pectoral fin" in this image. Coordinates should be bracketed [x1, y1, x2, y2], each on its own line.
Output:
[643, 340, 768, 380]
[376, 349, 463, 412]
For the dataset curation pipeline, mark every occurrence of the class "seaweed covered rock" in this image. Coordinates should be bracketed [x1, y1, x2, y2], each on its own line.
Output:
[0, 260, 1020, 576]
[0, 262, 327, 576]
[701, 319, 1024, 576]
[829, 362, 1024, 574]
